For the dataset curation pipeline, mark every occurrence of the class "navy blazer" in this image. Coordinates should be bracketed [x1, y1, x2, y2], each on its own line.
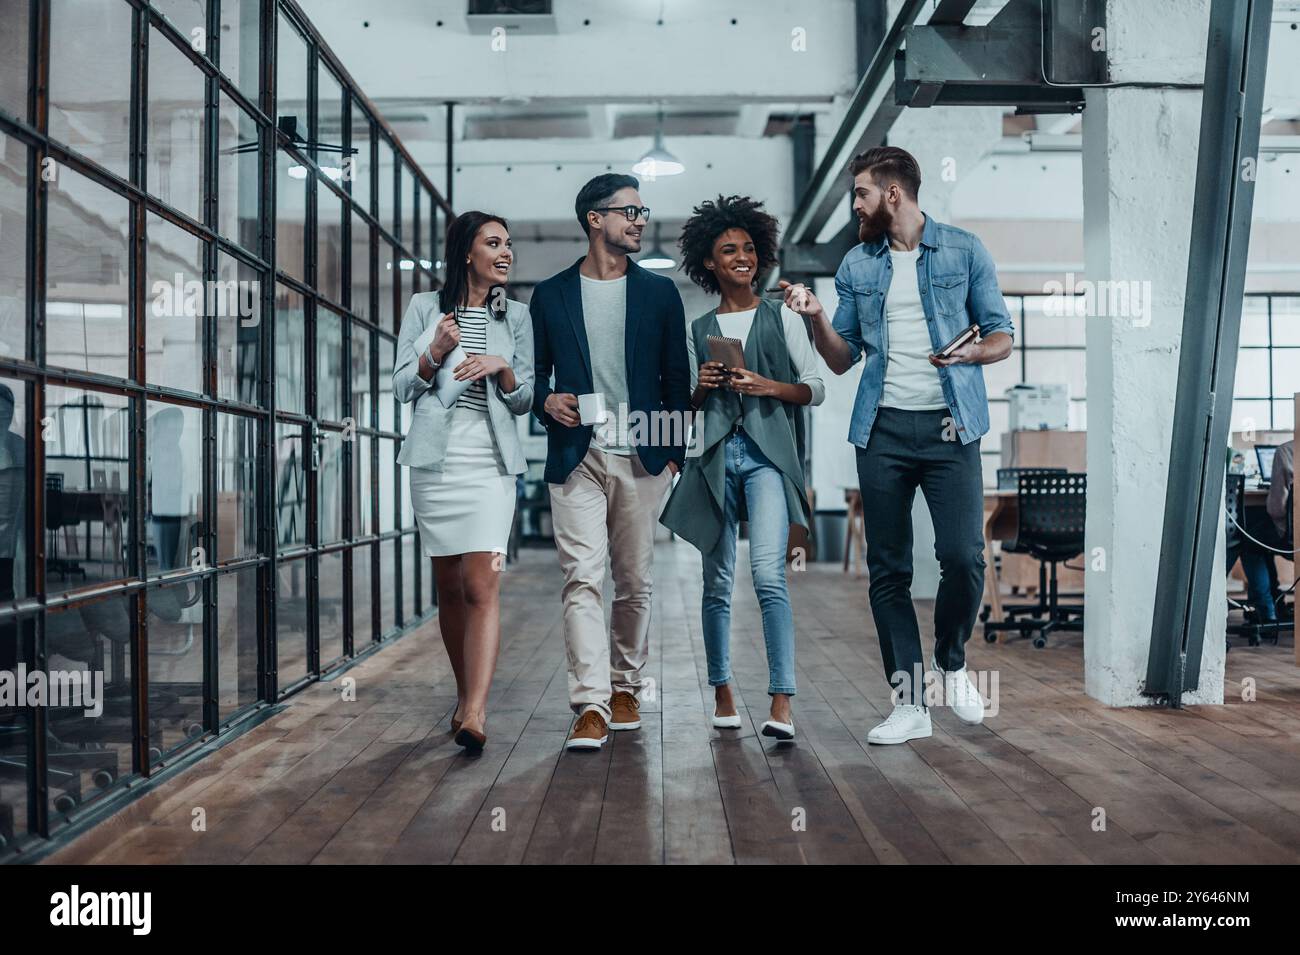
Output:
[531, 257, 691, 484]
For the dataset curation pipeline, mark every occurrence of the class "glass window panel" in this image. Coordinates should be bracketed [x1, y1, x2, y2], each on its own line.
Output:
[377, 336, 394, 432]
[348, 110, 371, 213]
[0, 378, 28, 601]
[146, 401, 202, 576]
[276, 14, 309, 142]
[317, 67, 344, 176]
[1273, 297, 1300, 347]
[404, 534, 417, 624]
[45, 594, 133, 826]
[987, 399, 1010, 440]
[147, 575, 205, 763]
[378, 139, 396, 238]
[215, 253, 261, 404]
[217, 93, 259, 250]
[1023, 350, 1085, 399]
[216, 411, 258, 561]
[378, 437, 395, 533]
[217, 565, 259, 721]
[1230, 399, 1271, 435]
[319, 549, 344, 666]
[276, 421, 306, 550]
[46, 166, 130, 378]
[402, 164, 417, 250]
[319, 427, 343, 543]
[351, 543, 372, 649]
[276, 148, 307, 284]
[153, 0, 208, 44]
[425, 190, 438, 268]
[1240, 296, 1270, 347]
[983, 345, 1023, 397]
[49, 0, 132, 180]
[420, 542, 432, 612]
[276, 558, 309, 688]
[1022, 295, 1085, 347]
[146, 27, 204, 222]
[1272, 399, 1295, 433]
[1232, 348, 1272, 398]
[317, 306, 343, 421]
[379, 537, 395, 636]
[350, 209, 371, 320]
[0, 615, 33, 839]
[219, 0, 260, 101]
[44, 386, 130, 592]
[275, 283, 305, 414]
[0, 135, 26, 361]
[0, 0, 28, 118]
[352, 433, 371, 536]
[1272, 349, 1300, 399]
[317, 178, 343, 303]
[351, 322, 372, 427]
[378, 242, 397, 331]
[400, 460, 413, 529]
[145, 213, 204, 394]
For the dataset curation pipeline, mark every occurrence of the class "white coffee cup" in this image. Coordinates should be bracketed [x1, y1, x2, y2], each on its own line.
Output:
[578, 392, 608, 426]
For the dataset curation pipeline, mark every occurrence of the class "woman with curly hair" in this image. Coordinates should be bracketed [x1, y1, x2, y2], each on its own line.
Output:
[660, 195, 824, 741]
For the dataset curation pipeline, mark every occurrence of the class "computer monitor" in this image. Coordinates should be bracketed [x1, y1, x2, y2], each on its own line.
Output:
[1255, 444, 1277, 483]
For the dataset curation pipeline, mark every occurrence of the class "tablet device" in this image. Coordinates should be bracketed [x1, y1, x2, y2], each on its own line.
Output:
[936, 324, 980, 358]
[415, 320, 472, 409]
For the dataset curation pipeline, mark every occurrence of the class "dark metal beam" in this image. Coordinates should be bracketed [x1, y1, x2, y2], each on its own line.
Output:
[1145, 0, 1273, 703]
[781, 221, 861, 278]
[894, 0, 1089, 111]
[783, 0, 925, 247]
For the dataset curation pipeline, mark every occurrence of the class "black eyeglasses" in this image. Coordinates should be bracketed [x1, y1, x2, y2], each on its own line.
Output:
[592, 205, 651, 223]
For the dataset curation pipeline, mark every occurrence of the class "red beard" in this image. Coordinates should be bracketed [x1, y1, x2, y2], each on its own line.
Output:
[857, 204, 893, 244]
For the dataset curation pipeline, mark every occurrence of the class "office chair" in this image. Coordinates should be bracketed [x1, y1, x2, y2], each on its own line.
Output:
[984, 471, 1086, 648]
[1226, 478, 1295, 648]
[980, 467, 1069, 625]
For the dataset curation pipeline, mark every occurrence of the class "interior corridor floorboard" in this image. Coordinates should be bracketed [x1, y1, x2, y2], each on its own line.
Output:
[44, 543, 1300, 865]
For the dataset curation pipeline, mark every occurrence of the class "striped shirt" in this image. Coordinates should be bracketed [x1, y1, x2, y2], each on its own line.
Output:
[453, 306, 490, 413]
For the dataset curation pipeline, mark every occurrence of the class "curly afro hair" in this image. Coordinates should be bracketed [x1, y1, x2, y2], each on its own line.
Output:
[677, 195, 780, 294]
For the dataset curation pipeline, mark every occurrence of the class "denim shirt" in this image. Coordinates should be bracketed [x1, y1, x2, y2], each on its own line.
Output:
[831, 214, 1014, 447]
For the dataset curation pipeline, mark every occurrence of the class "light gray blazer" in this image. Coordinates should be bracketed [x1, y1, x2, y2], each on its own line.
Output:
[393, 292, 535, 475]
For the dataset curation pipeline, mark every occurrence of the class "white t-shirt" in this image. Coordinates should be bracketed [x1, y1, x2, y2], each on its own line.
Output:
[880, 248, 947, 411]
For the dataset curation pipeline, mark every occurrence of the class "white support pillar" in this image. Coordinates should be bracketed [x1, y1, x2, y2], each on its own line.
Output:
[1082, 0, 1224, 706]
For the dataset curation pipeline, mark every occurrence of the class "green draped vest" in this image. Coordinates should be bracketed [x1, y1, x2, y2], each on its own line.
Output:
[659, 297, 812, 553]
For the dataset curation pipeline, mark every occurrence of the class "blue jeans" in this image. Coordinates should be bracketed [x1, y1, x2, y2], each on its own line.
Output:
[700, 431, 797, 696]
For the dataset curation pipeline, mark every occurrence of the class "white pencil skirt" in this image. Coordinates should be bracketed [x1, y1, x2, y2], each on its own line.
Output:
[409, 406, 516, 557]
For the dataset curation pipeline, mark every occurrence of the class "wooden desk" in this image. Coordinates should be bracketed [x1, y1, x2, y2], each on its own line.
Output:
[982, 491, 1017, 636]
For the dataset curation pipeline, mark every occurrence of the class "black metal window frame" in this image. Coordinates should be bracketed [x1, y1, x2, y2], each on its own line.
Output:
[1232, 293, 1300, 432]
[0, 0, 453, 854]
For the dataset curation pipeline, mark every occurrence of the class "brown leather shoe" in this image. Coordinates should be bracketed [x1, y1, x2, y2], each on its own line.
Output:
[609, 691, 641, 730]
[566, 710, 608, 750]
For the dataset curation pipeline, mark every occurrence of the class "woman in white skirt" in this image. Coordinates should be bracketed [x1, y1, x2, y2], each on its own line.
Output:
[393, 211, 534, 754]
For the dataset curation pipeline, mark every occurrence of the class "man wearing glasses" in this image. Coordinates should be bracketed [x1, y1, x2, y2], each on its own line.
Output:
[531, 173, 690, 751]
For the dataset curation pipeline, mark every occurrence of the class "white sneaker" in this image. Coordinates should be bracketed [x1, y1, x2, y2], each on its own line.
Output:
[866, 704, 932, 745]
[933, 656, 986, 725]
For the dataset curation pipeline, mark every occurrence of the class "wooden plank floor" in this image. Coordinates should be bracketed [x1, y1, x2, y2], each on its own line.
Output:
[45, 542, 1300, 864]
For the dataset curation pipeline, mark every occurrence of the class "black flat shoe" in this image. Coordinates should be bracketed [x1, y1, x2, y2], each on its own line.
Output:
[454, 727, 486, 755]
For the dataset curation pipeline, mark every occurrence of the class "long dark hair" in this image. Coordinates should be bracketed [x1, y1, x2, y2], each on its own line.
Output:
[439, 210, 510, 314]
